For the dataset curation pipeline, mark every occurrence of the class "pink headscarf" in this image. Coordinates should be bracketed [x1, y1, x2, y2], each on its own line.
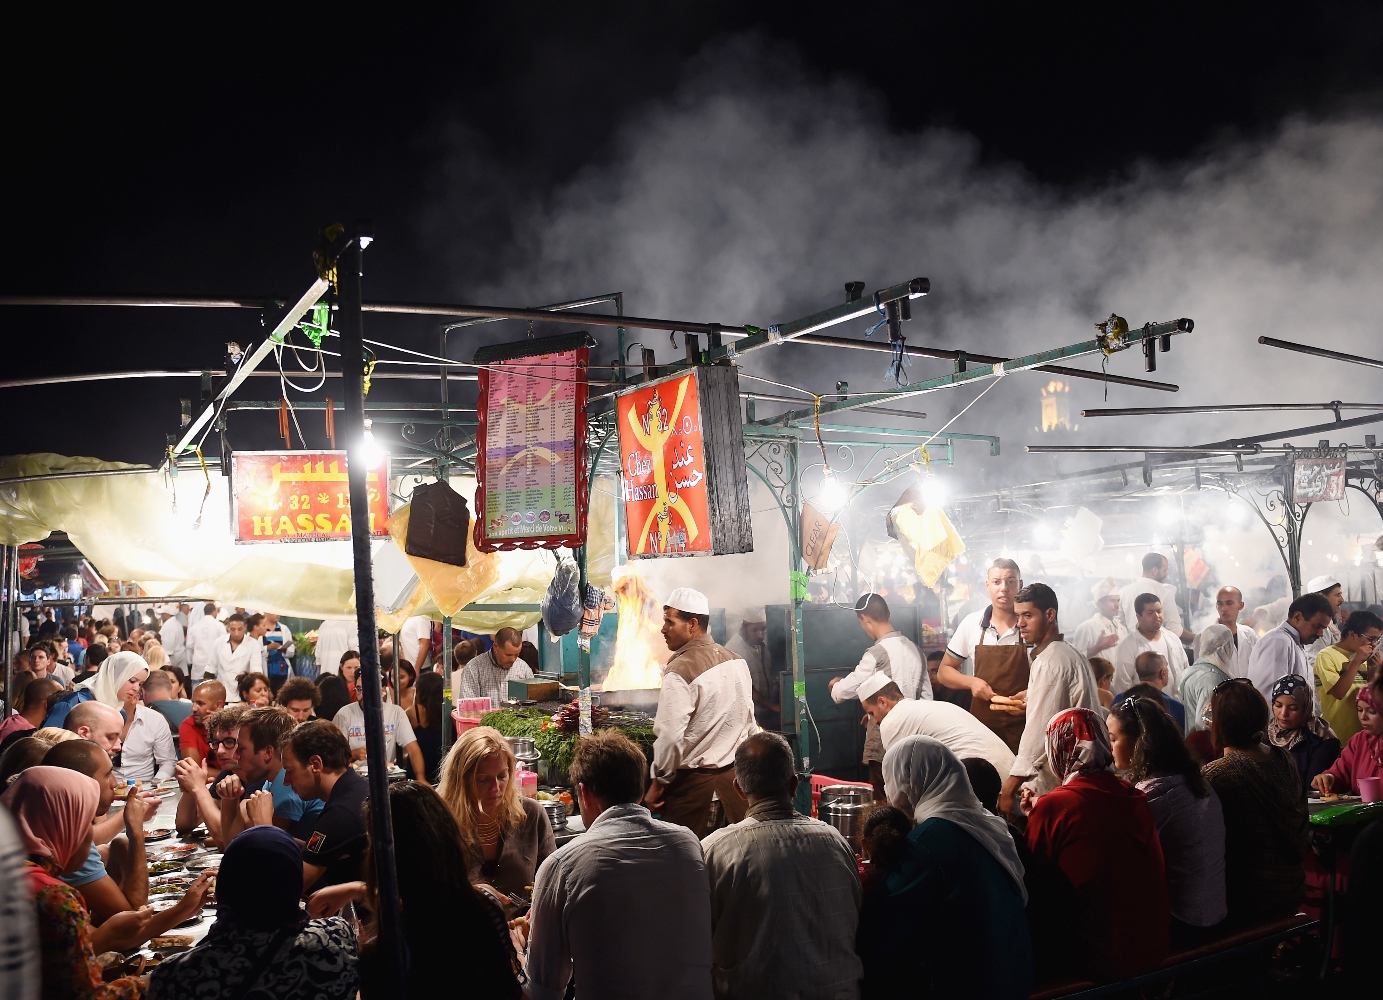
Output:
[0, 765, 100, 866]
[1358, 684, 1383, 769]
[1046, 708, 1115, 784]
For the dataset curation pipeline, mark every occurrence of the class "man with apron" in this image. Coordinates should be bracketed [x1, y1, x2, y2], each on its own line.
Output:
[936, 558, 1028, 752]
[829, 593, 928, 797]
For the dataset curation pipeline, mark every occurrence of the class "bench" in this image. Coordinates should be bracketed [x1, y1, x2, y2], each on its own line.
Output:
[1029, 913, 1320, 999]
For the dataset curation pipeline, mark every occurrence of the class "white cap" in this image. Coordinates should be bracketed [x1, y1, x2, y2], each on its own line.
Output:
[665, 587, 710, 616]
[858, 672, 896, 702]
[1090, 577, 1120, 600]
[1305, 575, 1340, 594]
[156, 604, 174, 616]
[742, 607, 766, 624]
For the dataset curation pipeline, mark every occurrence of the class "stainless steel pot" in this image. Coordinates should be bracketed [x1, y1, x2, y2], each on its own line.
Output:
[820, 798, 871, 850]
[506, 736, 541, 766]
[540, 798, 569, 831]
[817, 785, 873, 809]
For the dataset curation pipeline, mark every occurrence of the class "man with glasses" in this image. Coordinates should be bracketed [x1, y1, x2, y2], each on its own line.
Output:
[1314, 610, 1383, 740]
[173, 703, 250, 845]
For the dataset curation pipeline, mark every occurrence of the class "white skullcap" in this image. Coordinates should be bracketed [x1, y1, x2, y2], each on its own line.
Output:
[1305, 575, 1340, 594]
[1090, 577, 1119, 600]
[664, 587, 710, 616]
[742, 608, 767, 624]
[858, 671, 897, 702]
[156, 604, 174, 616]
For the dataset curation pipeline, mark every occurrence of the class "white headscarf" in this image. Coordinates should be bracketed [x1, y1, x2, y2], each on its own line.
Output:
[1197, 623, 1236, 672]
[882, 735, 1027, 902]
[77, 651, 149, 708]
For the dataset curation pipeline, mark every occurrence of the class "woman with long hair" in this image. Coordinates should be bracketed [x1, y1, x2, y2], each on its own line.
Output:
[405, 672, 444, 784]
[1202, 679, 1309, 924]
[235, 672, 273, 708]
[395, 659, 417, 714]
[1110, 696, 1227, 947]
[437, 726, 555, 896]
[142, 641, 169, 671]
[338, 650, 362, 703]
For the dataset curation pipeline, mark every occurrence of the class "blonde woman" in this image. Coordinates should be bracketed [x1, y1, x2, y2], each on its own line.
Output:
[438, 726, 554, 896]
[144, 641, 169, 671]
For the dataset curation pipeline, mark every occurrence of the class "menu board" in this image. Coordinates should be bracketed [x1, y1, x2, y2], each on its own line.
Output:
[231, 451, 389, 543]
[474, 340, 589, 551]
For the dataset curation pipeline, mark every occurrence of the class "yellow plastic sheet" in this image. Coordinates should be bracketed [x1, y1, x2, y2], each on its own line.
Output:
[891, 503, 966, 588]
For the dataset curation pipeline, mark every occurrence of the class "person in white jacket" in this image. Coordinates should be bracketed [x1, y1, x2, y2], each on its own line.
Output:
[185, 603, 226, 681]
[157, 605, 187, 670]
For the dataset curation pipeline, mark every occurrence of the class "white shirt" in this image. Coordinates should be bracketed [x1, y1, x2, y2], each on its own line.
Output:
[702, 802, 862, 1000]
[49, 663, 75, 688]
[1246, 620, 1312, 702]
[1193, 622, 1257, 678]
[1012, 639, 1099, 791]
[1068, 612, 1128, 660]
[313, 620, 356, 676]
[1119, 577, 1185, 637]
[186, 615, 226, 675]
[652, 636, 757, 783]
[114, 703, 178, 782]
[1112, 628, 1190, 698]
[830, 630, 930, 704]
[332, 701, 416, 766]
[213, 635, 263, 701]
[527, 803, 712, 1000]
[398, 615, 432, 669]
[879, 697, 1016, 777]
[159, 617, 187, 669]
[945, 607, 1022, 676]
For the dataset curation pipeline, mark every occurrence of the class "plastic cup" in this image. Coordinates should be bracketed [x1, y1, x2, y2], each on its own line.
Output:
[1359, 776, 1382, 803]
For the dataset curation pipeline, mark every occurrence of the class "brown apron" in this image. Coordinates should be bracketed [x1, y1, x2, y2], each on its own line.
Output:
[970, 642, 1030, 752]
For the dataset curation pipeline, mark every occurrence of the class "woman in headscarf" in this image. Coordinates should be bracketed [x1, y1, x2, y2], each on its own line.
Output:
[1024, 708, 1170, 982]
[1313, 676, 1383, 796]
[1268, 674, 1341, 785]
[1202, 679, 1309, 924]
[148, 826, 359, 1000]
[855, 736, 1032, 1000]
[1110, 696, 1227, 947]
[1, 766, 145, 1000]
[42, 650, 149, 731]
[1182, 624, 1235, 735]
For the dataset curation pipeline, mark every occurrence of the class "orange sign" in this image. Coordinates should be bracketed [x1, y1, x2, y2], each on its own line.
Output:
[617, 373, 712, 556]
[231, 451, 389, 543]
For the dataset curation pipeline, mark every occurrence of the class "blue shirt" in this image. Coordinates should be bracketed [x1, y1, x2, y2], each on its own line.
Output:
[1113, 689, 1188, 733]
[60, 844, 107, 888]
[210, 768, 323, 840]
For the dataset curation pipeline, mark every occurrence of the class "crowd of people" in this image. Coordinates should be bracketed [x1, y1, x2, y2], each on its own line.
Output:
[3, 558, 1381, 999]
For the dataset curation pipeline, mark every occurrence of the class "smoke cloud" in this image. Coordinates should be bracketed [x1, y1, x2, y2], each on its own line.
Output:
[429, 36, 1383, 617]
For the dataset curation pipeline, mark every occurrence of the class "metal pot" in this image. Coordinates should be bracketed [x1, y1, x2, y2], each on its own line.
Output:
[540, 798, 568, 831]
[506, 737, 541, 766]
[820, 798, 871, 850]
[817, 785, 873, 809]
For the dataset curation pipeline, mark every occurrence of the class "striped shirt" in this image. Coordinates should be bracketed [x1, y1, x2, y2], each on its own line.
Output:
[457, 650, 533, 706]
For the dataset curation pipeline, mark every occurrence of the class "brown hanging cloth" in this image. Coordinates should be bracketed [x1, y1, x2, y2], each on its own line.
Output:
[325, 397, 337, 449]
[278, 398, 293, 448]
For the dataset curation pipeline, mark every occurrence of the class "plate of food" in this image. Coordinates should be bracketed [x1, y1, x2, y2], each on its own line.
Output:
[148, 860, 186, 876]
[185, 856, 220, 872]
[144, 827, 176, 843]
[150, 844, 199, 861]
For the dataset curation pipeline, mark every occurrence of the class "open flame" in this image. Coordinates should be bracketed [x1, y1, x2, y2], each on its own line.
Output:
[602, 570, 666, 691]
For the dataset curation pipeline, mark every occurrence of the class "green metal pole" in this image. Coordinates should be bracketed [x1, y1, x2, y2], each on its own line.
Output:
[441, 613, 454, 754]
[785, 439, 814, 815]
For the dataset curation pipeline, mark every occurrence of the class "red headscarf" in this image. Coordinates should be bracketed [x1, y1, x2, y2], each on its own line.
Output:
[0, 765, 100, 866]
[1046, 708, 1115, 784]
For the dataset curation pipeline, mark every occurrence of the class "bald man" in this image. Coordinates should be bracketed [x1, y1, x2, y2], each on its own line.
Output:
[66, 701, 126, 759]
[1193, 587, 1257, 678]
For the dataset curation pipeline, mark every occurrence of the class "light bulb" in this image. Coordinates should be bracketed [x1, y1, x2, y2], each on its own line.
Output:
[358, 419, 387, 468]
[920, 477, 948, 509]
[817, 469, 849, 513]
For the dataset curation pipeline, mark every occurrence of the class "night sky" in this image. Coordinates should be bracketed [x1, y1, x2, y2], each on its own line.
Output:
[4, 2, 1383, 463]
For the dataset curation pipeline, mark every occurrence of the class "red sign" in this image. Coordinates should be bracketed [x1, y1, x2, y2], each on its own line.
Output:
[617, 373, 713, 557]
[231, 451, 389, 543]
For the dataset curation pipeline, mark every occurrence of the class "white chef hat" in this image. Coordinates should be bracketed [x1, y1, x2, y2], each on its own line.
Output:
[665, 587, 710, 616]
[858, 671, 897, 703]
[1305, 575, 1340, 594]
[742, 607, 767, 624]
[155, 604, 174, 616]
[1090, 577, 1120, 600]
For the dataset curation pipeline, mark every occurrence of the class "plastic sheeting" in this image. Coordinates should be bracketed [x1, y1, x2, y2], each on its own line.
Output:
[890, 503, 966, 588]
[0, 454, 560, 628]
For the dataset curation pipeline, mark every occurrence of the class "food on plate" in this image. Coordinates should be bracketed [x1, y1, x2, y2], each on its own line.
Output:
[149, 935, 194, 951]
[148, 861, 185, 875]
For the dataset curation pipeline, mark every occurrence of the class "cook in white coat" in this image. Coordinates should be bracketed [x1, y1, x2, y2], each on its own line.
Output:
[1068, 577, 1128, 660]
[1192, 586, 1257, 678]
[1113, 594, 1190, 697]
[1118, 553, 1192, 642]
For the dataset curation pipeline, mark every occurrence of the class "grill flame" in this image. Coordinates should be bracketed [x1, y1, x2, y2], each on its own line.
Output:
[603, 570, 666, 691]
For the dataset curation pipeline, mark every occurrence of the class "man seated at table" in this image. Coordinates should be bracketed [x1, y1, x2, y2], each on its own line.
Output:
[179, 680, 227, 764]
[44, 738, 206, 950]
[1113, 652, 1187, 732]
[174, 703, 249, 844]
[143, 669, 192, 735]
[275, 719, 370, 890]
[331, 670, 428, 786]
[526, 729, 712, 1000]
[276, 676, 322, 723]
[217, 706, 324, 844]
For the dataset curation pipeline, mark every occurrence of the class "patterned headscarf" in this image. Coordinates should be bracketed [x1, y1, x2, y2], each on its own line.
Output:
[1266, 674, 1337, 751]
[0, 765, 100, 866]
[1045, 708, 1115, 784]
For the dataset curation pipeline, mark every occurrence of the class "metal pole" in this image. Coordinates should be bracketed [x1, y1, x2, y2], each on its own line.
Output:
[1081, 402, 1383, 418]
[1258, 337, 1383, 372]
[2, 546, 14, 715]
[336, 225, 408, 994]
[786, 439, 813, 815]
[441, 613, 454, 755]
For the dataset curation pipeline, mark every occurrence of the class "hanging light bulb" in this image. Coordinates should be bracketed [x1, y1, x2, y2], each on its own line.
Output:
[817, 468, 849, 513]
[359, 418, 387, 468]
[920, 476, 948, 510]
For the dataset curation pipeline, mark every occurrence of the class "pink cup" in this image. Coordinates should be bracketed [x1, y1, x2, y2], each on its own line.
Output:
[1359, 776, 1382, 803]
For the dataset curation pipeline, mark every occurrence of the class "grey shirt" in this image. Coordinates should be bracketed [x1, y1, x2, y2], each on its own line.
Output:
[458, 649, 534, 706]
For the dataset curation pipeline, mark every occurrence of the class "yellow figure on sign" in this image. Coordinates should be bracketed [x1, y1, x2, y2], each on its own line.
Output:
[626, 379, 701, 554]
